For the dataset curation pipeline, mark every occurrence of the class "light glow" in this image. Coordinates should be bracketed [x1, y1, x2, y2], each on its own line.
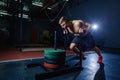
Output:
[92, 24, 98, 30]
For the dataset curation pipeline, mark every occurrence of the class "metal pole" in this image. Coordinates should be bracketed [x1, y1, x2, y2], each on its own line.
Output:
[54, 31, 57, 50]
[18, 0, 23, 51]
[78, 35, 83, 68]
[64, 34, 67, 50]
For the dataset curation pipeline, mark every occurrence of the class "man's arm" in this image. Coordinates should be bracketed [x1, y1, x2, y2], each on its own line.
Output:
[76, 21, 91, 36]
[63, 29, 69, 34]
[82, 22, 91, 36]
[84, 22, 91, 31]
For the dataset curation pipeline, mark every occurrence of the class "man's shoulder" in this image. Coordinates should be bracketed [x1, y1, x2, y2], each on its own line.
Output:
[72, 20, 82, 25]
[72, 20, 83, 23]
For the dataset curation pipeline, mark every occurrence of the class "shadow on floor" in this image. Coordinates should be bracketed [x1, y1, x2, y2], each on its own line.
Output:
[94, 63, 106, 80]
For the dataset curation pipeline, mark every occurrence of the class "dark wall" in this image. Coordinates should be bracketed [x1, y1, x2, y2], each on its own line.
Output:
[61, 0, 120, 48]
[21, 18, 53, 44]
[21, 17, 63, 46]
[0, 16, 10, 46]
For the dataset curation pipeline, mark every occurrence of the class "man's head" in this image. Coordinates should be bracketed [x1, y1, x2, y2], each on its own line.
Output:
[59, 16, 69, 29]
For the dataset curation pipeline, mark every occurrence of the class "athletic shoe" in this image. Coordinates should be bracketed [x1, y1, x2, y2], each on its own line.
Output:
[97, 56, 103, 63]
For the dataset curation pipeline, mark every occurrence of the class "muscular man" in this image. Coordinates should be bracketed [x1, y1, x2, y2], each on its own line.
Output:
[59, 16, 103, 63]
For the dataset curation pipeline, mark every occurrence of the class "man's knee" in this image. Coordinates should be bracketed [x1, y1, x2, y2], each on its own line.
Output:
[69, 45, 74, 50]
[69, 43, 77, 50]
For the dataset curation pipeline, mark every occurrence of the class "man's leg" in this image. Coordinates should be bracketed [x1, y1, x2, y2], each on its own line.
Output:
[70, 43, 80, 53]
[93, 46, 103, 63]
[70, 43, 84, 59]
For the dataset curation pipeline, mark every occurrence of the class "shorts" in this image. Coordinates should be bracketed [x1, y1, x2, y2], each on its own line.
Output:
[71, 32, 95, 51]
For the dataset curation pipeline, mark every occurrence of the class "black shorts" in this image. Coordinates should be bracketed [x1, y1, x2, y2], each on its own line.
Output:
[71, 32, 95, 51]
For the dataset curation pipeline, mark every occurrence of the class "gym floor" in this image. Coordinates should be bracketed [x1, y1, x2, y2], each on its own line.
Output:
[0, 46, 120, 80]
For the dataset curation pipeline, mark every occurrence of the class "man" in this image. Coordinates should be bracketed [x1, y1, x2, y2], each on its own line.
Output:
[59, 16, 103, 63]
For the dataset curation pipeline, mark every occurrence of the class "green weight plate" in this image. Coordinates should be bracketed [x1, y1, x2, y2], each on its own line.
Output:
[44, 48, 66, 58]
[44, 56, 65, 64]
[44, 48, 66, 56]
[44, 48, 66, 65]
[44, 54, 65, 59]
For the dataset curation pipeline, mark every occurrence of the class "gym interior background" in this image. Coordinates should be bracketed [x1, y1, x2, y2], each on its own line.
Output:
[0, 0, 120, 80]
[0, 0, 120, 49]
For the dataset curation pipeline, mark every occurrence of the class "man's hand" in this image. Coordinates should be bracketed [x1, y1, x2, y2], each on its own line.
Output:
[74, 34, 80, 36]
[78, 28, 84, 33]
[63, 29, 68, 34]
